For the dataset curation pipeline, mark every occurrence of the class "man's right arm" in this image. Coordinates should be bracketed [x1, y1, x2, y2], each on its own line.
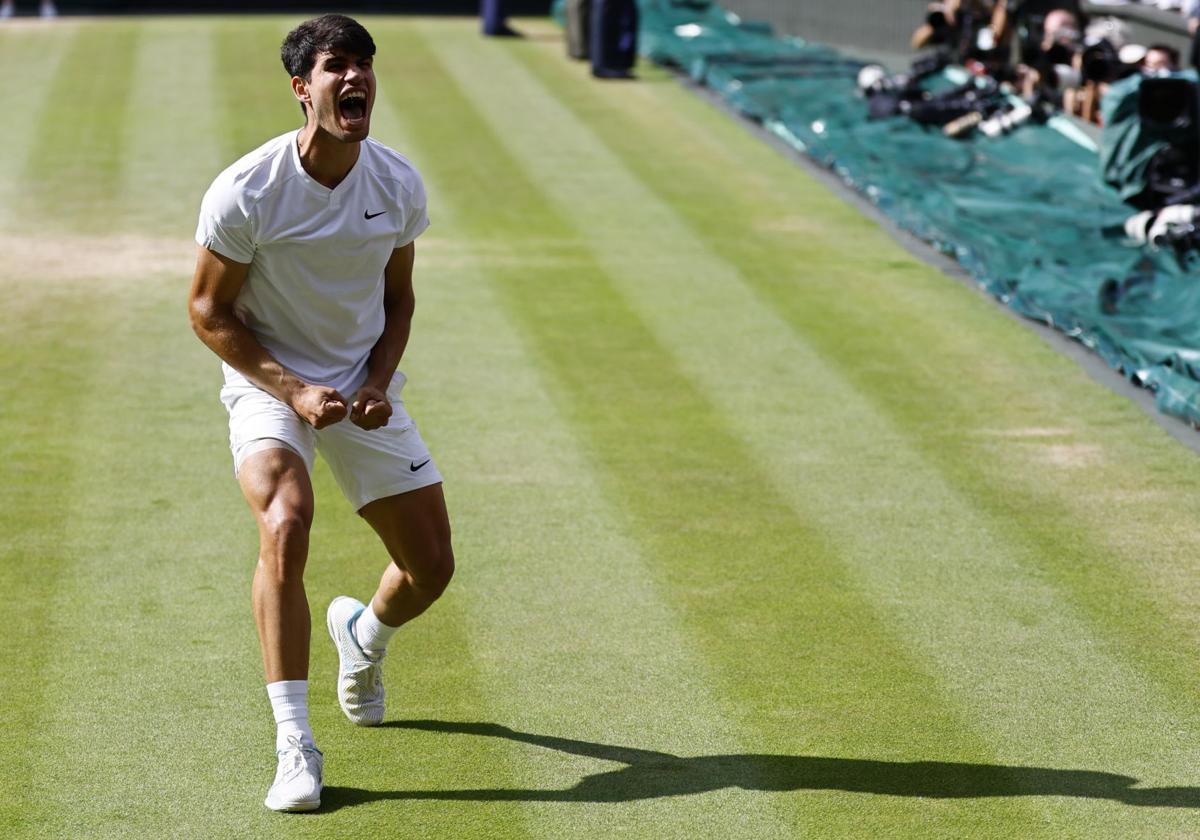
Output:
[187, 245, 348, 429]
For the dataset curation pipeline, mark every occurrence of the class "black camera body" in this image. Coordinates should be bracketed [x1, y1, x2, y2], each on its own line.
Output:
[1141, 77, 1200, 204]
[1140, 76, 1199, 130]
[861, 53, 954, 121]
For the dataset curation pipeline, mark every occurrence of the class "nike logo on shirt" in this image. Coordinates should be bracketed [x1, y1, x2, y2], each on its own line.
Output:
[364, 210, 387, 219]
[410, 459, 430, 472]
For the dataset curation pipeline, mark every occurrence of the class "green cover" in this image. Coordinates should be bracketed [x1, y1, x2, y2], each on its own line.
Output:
[624, 0, 1200, 426]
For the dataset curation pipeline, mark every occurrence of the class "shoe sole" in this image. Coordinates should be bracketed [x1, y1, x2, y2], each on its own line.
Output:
[264, 795, 321, 812]
[326, 597, 384, 727]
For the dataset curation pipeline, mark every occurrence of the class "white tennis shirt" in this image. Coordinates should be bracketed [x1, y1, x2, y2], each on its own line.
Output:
[196, 129, 430, 397]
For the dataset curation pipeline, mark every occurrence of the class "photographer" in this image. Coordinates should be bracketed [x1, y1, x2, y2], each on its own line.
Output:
[911, 0, 996, 59]
[992, 0, 1084, 62]
[1063, 18, 1140, 125]
[1104, 65, 1200, 264]
[1012, 8, 1082, 101]
[1144, 44, 1182, 75]
[1101, 65, 1200, 212]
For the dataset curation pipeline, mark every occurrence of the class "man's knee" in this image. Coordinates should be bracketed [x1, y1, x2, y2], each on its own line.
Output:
[411, 541, 455, 601]
[257, 506, 312, 583]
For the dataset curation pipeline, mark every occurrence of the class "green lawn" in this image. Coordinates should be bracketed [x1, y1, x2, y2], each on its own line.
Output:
[3, 14, 1200, 839]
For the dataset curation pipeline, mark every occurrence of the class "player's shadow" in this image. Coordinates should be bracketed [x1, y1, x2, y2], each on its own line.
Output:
[319, 720, 1200, 812]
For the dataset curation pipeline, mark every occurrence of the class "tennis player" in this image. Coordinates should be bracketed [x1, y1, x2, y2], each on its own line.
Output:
[187, 14, 453, 812]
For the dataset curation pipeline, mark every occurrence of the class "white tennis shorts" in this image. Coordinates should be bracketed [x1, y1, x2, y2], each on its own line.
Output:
[219, 371, 443, 511]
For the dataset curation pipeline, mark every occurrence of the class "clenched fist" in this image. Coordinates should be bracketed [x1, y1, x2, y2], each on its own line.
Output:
[291, 385, 349, 429]
[350, 385, 393, 431]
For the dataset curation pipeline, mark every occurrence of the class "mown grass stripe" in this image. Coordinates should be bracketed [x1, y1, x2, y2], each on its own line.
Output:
[295, 80, 538, 838]
[371, 28, 800, 840]
[587, 42, 1200, 694]
[0, 22, 73, 232]
[514, 13, 1200, 672]
[0, 273, 268, 838]
[213, 16, 302, 168]
[396, 21, 1059, 838]
[0, 288, 121, 837]
[8, 14, 1200, 838]
[431, 23, 1200, 836]
[6, 18, 505, 839]
[120, 19, 225, 237]
[21, 285, 267, 839]
[508, 21, 1200, 726]
[22, 20, 139, 234]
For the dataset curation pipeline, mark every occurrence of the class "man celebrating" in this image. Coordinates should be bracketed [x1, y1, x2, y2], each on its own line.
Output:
[188, 15, 454, 812]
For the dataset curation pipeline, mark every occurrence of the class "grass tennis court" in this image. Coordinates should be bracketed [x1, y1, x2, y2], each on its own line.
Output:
[5, 13, 1200, 838]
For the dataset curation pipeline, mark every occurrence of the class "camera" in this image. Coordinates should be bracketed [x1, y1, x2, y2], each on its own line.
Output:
[1101, 72, 1200, 212]
[979, 100, 1034, 137]
[1140, 78, 1200, 205]
[859, 54, 953, 121]
[910, 52, 949, 79]
[1139, 76, 1198, 131]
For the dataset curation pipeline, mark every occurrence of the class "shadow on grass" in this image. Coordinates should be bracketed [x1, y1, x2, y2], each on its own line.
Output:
[319, 720, 1200, 811]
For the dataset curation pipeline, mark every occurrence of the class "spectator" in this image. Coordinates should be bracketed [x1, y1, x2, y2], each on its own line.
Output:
[1014, 8, 1082, 99]
[1143, 44, 1181, 75]
[911, 0, 997, 55]
[1063, 17, 1136, 125]
[1185, 0, 1200, 67]
[992, 0, 1084, 62]
[1035, 7, 1082, 62]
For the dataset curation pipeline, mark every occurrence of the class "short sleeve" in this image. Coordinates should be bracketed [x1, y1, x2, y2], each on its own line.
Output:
[396, 172, 430, 248]
[195, 178, 256, 264]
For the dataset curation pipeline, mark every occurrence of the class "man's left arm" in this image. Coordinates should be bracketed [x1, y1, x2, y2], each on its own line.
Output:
[350, 241, 417, 430]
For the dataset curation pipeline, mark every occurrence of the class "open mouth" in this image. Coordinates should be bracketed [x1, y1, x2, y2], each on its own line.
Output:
[338, 90, 368, 124]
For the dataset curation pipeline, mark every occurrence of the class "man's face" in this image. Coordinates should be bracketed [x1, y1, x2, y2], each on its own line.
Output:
[1041, 10, 1080, 51]
[295, 49, 376, 142]
[1144, 49, 1177, 74]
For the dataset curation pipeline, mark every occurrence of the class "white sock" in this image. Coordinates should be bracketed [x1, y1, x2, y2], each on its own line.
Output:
[353, 604, 398, 658]
[266, 680, 314, 751]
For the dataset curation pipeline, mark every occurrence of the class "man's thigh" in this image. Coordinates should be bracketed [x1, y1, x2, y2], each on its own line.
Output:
[359, 482, 451, 575]
[238, 446, 315, 524]
[221, 380, 317, 476]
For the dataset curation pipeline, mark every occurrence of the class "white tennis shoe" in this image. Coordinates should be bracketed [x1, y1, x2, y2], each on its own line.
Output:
[264, 735, 323, 812]
[326, 596, 386, 726]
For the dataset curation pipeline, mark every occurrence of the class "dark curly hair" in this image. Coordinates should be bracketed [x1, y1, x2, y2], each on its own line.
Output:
[281, 14, 376, 114]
